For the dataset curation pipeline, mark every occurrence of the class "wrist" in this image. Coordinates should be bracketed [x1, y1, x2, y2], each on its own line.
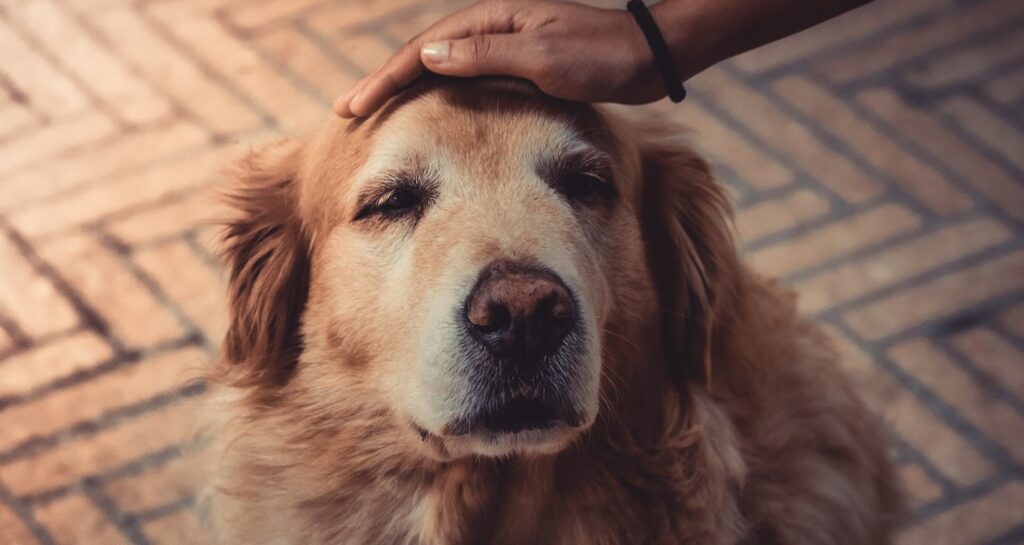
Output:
[648, 0, 715, 80]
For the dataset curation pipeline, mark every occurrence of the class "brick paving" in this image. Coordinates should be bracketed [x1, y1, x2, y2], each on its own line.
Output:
[0, 0, 1022, 543]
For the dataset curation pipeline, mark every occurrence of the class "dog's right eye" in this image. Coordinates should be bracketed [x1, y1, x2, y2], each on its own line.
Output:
[380, 188, 422, 212]
[355, 184, 428, 222]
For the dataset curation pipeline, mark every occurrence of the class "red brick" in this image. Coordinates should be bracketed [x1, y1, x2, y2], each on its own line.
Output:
[0, 345, 203, 457]
[899, 462, 943, 508]
[951, 329, 1024, 399]
[654, 101, 795, 190]
[0, 20, 89, 118]
[733, 0, 951, 73]
[143, 509, 203, 545]
[905, 29, 1024, 89]
[0, 100, 39, 141]
[258, 25, 359, 101]
[0, 331, 114, 399]
[8, 141, 244, 238]
[735, 189, 830, 243]
[0, 232, 79, 339]
[105, 455, 196, 514]
[105, 189, 228, 246]
[37, 234, 185, 347]
[774, 76, 971, 215]
[134, 240, 228, 344]
[34, 494, 127, 545]
[748, 204, 921, 278]
[1002, 303, 1024, 338]
[226, 0, 324, 29]
[9, 395, 203, 495]
[0, 112, 116, 175]
[890, 339, 1024, 465]
[306, 0, 424, 35]
[816, 0, 1024, 83]
[794, 218, 1012, 313]
[10, 0, 170, 125]
[689, 70, 883, 203]
[90, 7, 263, 135]
[986, 65, 1024, 105]
[843, 250, 1024, 340]
[859, 89, 1024, 222]
[898, 480, 1024, 545]
[0, 120, 208, 211]
[148, 5, 325, 132]
[333, 32, 396, 75]
[825, 326, 994, 486]
[940, 97, 1024, 173]
[0, 504, 35, 545]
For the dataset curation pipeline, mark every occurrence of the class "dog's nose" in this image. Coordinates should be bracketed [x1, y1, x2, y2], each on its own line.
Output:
[465, 261, 575, 360]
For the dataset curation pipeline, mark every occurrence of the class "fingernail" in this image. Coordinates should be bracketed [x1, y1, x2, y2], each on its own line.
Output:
[421, 41, 450, 63]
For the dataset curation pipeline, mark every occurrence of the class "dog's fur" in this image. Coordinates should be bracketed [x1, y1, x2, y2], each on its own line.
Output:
[199, 78, 902, 545]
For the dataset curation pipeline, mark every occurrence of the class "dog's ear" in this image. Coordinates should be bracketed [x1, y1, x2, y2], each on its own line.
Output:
[219, 143, 310, 387]
[638, 129, 739, 390]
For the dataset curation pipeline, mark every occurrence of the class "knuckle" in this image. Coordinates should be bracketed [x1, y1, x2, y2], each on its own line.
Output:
[467, 36, 492, 61]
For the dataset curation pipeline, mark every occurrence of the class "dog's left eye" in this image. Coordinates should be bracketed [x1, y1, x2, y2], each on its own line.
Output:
[355, 184, 428, 222]
[381, 188, 422, 212]
[561, 172, 614, 203]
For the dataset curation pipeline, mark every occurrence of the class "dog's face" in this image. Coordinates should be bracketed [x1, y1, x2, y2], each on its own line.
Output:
[221, 79, 734, 460]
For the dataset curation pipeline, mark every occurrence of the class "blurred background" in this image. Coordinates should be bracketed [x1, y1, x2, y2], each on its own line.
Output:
[0, 0, 1022, 543]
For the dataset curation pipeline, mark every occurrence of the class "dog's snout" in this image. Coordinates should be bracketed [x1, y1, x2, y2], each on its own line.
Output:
[465, 261, 575, 360]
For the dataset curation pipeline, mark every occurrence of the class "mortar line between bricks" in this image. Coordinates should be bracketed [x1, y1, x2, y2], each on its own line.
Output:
[830, 12, 1024, 99]
[825, 316, 1023, 472]
[725, 64, 945, 223]
[985, 521, 1024, 545]
[684, 89, 853, 213]
[0, 123, 277, 217]
[817, 285, 1024, 350]
[83, 479, 152, 545]
[0, 333, 199, 412]
[0, 478, 56, 545]
[298, 19, 377, 81]
[0, 327, 87, 366]
[94, 230, 218, 351]
[3, 10, 129, 130]
[0, 220, 127, 354]
[885, 54, 1024, 113]
[0, 369, 205, 466]
[130, 495, 194, 524]
[809, 73, 1024, 230]
[60, 0, 205, 133]
[911, 468, 1024, 524]
[934, 337, 1024, 417]
[216, 10, 333, 109]
[737, 0, 965, 84]
[137, 4, 279, 132]
[777, 219, 1021, 286]
[23, 441, 195, 507]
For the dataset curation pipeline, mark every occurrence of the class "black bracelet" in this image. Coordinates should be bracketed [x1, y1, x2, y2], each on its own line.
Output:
[626, 0, 687, 103]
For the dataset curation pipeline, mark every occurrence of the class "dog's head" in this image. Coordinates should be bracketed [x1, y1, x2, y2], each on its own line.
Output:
[219, 78, 736, 459]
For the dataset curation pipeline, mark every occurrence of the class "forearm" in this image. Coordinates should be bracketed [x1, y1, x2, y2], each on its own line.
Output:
[650, 0, 874, 78]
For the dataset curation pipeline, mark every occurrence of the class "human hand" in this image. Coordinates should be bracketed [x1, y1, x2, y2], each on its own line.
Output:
[333, 0, 668, 118]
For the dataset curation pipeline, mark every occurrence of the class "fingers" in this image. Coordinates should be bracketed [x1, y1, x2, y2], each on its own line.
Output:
[335, 1, 522, 117]
[334, 48, 423, 117]
[419, 34, 534, 78]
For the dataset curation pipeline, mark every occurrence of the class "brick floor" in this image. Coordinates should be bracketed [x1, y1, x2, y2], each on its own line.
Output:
[0, 0, 1021, 543]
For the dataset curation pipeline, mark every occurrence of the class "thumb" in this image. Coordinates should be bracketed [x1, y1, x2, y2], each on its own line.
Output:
[420, 35, 532, 78]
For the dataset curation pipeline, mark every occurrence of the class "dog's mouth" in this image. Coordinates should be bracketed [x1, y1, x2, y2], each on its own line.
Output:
[440, 393, 581, 437]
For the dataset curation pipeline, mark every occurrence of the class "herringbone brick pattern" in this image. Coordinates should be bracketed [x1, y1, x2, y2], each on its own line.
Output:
[0, 0, 1021, 543]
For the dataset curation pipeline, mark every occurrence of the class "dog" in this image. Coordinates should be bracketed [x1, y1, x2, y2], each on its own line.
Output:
[198, 77, 902, 545]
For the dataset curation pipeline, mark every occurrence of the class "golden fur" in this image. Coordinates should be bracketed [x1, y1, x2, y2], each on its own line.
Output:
[199, 78, 902, 544]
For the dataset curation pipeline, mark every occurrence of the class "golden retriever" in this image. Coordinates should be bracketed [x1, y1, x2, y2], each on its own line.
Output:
[198, 77, 902, 545]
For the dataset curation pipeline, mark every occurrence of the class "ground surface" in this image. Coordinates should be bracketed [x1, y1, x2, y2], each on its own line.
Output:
[0, 0, 1022, 543]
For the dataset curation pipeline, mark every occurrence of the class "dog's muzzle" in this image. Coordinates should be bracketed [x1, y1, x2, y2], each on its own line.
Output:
[450, 260, 585, 436]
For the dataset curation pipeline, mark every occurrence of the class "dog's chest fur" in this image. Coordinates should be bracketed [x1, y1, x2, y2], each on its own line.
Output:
[201, 390, 746, 545]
